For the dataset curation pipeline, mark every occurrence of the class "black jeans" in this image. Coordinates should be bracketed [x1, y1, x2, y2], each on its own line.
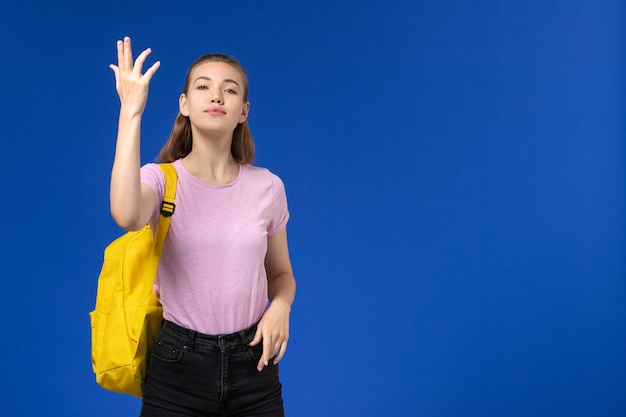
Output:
[140, 320, 284, 417]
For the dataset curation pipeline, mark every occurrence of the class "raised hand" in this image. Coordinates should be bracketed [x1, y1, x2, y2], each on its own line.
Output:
[109, 37, 160, 117]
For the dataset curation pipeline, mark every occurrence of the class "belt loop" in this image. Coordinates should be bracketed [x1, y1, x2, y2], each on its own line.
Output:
[241, 321, 258, 345]
[187, 327, 196, 350]
[238, 329, 249, 345]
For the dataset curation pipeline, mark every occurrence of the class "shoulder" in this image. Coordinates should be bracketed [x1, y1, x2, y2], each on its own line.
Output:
[141, 162, 162, 175]
[140, 163, 167, 194]
[242, 164, 286, 189]
[241, 165, 288, 205]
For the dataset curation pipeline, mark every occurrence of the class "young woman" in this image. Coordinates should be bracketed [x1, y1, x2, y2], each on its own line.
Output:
[109, 37, 295, 417]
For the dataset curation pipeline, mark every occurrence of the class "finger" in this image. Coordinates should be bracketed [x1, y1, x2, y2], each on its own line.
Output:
[262, 335, 272, 366]
[249, 327, 262, 347]
[143, 60, 161, 82]
[116, 40, 124, 71]
[258, 336, 272, 371]
[134, 47, 152, 74]
[109, 64, 119, 82]
[273, 341, 288, 364]
[123, 37, 133, 71]
[272, 341, 282, 358]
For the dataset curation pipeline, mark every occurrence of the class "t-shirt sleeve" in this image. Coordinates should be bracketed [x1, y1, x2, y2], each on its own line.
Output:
[140, 163, 165, 226]
[268, 174, 290, 237]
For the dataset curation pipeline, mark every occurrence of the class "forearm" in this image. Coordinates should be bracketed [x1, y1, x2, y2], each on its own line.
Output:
[110, 110, 144, 229]
[267, 272, 296, 308]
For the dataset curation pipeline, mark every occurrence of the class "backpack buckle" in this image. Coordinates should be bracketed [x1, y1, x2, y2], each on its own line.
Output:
[160, 201, 175, 217]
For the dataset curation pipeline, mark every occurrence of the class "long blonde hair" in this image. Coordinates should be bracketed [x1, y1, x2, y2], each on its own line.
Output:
[157, 54, 255, 164]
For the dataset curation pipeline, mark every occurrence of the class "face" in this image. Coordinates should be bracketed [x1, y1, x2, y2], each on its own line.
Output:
[179, 61, 250, 137]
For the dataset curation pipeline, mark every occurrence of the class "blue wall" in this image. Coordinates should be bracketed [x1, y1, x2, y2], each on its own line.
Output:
[1, 1, 624, 415]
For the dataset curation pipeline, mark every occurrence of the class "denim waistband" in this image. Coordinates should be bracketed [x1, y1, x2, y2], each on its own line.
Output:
[161, 319, 258, 351]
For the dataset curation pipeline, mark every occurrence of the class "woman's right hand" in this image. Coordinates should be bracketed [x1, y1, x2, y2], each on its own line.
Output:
[109, 37, 160, 117]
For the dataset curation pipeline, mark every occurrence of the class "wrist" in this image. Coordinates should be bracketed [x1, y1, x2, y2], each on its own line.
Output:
[270, 298, 292, 311]
[119, 106, 144, 121]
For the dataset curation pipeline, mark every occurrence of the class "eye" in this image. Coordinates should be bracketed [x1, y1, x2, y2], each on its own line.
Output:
[225, 88, 238, 94]
[197, 85, 208, 90]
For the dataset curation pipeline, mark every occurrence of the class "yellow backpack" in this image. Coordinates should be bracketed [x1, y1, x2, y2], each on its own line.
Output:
[90, 163, 177, 398]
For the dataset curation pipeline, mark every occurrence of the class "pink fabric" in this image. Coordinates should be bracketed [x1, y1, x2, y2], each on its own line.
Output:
[140, 159, 289, 335]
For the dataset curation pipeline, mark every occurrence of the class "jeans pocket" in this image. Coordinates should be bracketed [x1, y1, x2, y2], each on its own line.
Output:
[151, 332, 185, 362]
[246, 342, 264, 361]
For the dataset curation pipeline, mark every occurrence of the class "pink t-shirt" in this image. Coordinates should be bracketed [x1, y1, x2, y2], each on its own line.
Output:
[141, 159, 289, 335]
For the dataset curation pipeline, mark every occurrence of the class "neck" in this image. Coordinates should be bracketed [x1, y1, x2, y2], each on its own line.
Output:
[182, 130, 240, 185]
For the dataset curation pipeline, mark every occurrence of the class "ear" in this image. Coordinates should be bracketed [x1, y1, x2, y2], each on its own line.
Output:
[239, 101, 250, 124]
[179, 93, 189, 117]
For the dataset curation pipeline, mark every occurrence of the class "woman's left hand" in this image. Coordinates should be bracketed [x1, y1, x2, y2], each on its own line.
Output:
[249, 299, 291, 372]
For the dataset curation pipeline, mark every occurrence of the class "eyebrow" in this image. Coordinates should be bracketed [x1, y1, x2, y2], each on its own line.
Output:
[193, 76, 241, 88]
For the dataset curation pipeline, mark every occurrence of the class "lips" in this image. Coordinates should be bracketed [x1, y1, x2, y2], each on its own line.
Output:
[205, 108, 226, 115]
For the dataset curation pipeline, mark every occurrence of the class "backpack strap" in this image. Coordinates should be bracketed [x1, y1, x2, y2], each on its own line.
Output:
[153, 163, 178, 258]
[131, 163, 177, 343]
[159, 163, 177, 218]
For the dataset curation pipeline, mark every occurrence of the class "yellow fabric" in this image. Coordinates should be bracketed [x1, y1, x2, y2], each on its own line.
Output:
[90, 163, 177, 398]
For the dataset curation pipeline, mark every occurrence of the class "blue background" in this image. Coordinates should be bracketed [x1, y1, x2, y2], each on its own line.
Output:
[1, 1, 624, 416]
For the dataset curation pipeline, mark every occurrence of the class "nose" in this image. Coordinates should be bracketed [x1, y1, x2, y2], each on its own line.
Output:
[211, 90, 223, 104]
